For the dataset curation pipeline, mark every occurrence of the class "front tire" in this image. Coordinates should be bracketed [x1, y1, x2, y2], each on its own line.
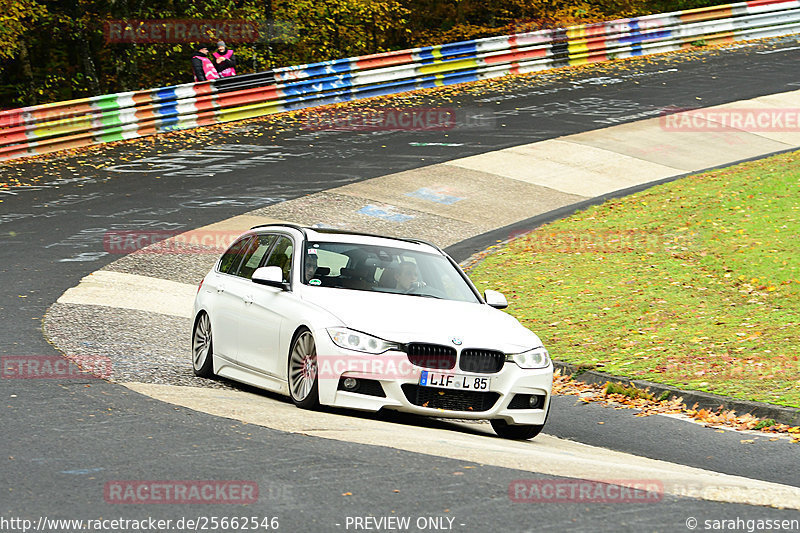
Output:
[490, 419, 545, 440]
[288, 328, 319, 409]
[192, 312, 215, 378]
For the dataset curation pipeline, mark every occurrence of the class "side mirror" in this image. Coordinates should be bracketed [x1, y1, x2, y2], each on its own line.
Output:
[252, 266, 289, 290]
[484, 289, 508, 309]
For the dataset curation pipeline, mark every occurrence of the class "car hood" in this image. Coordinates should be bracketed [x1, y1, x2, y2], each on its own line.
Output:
[300, 287, 541, 352]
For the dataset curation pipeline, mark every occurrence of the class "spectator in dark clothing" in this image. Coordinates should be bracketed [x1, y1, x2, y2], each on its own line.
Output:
[192, 46, 220, 82]
[213, 40, 237, 77]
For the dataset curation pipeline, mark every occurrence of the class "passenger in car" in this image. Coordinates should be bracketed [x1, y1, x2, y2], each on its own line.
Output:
[378, 266, 398, 288]
[304, 254, 318, 281]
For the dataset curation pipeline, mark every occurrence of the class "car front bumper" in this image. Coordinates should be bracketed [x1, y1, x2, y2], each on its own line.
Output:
[314, 333, 553, 426]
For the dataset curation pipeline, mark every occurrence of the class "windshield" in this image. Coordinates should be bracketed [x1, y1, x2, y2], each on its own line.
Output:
[302, 241, 480, 304]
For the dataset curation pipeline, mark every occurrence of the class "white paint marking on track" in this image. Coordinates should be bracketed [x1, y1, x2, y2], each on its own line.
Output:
[57, 270, 196, 318]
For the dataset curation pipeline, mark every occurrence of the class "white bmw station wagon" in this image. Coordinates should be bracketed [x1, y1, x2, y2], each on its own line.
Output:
[192, 224, 553, 439]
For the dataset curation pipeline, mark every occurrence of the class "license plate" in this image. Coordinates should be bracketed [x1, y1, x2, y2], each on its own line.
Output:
[419, 371, 491, 391]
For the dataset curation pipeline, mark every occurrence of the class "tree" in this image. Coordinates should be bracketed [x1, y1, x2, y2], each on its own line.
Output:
[0, 0, 729, 108]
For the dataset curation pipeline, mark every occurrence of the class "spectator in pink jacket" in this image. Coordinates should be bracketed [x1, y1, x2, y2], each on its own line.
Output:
[192, 46, 220, 82]
[213, 40, 237, 77]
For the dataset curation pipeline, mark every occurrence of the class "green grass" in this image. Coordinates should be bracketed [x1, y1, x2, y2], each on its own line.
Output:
[605, 382, 655, 401]
[469, 151, 800, 407]
[754, 419, 777, 430]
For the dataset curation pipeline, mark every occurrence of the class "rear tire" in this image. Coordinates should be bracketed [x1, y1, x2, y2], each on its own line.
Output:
[192, 312, 215, 378]
[288, 328, 320, 409]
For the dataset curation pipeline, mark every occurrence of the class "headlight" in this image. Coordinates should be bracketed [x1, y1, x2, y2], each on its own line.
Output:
[327, 327, 399, 354]
[506, 347, 550, 369]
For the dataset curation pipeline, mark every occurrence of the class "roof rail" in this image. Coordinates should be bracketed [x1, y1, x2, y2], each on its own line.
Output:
[249, 224, 442, 251]
[311, 227, 439, 249]
[403, 237, 444, 253]
[249, 223, 308, 237]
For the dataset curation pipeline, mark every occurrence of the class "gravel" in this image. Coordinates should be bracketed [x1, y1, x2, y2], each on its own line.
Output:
[44, 302, 234, 389]
[249, 191, 482, 246]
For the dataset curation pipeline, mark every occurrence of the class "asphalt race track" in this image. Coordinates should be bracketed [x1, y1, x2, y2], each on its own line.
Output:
[2, 39, 800, 531]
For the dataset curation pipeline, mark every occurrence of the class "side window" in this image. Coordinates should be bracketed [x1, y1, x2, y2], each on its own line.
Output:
[218, 236, 253, 275]
[264, 236, 294, 283]
[237, 234, 276, 279]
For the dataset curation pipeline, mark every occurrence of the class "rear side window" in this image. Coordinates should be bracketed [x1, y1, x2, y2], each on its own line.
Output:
[237, 234, 276, 279]
[218, 236, 254, 274]
[263, 236, 294, 283]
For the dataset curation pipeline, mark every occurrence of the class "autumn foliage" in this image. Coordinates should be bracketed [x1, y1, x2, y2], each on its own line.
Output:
[1, 0, 721, 108]
[553, 371, 800, 443]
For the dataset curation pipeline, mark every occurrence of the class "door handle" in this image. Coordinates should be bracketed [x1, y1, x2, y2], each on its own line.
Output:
[243, 294, 254, 305]
[217, 283, 225, 293]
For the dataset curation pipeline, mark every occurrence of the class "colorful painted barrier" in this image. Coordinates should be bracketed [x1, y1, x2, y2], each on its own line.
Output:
[2, 0, 799, 161]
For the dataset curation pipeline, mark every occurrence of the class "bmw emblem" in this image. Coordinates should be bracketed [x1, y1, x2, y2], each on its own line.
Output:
[451, 337, 462, 346]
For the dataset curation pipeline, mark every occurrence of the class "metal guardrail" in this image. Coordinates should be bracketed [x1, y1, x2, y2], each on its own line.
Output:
[2, 0, 799, 161]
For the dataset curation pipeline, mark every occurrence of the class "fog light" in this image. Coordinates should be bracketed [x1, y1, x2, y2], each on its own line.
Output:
[343, 377, 359, 390]
[529, 395, 543, 409]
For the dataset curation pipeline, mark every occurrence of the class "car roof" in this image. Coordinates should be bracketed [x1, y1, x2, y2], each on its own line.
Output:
[249, 224, 443, 254]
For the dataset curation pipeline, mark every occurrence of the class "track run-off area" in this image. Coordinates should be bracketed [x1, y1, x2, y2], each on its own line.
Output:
[3, 38, 800, 531]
